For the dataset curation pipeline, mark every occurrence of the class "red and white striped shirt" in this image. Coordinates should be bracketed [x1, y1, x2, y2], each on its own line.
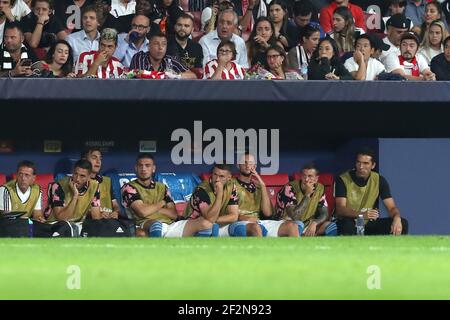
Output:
[204, 59, 246, 80]
[75, 50, 125, 79]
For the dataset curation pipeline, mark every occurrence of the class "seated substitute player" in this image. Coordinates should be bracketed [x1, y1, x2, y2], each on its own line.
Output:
[276, 163, 337, 236]
[45, 159, 102, 236]
[121, 153, 216, 237]
[184, 163, 261, 237]
[234, 152, 299, 237]
[334, 147, 409, 236]
[0, 160, 71, 237]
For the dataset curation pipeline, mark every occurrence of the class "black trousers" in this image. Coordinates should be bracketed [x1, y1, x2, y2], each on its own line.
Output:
[337, 217, 409, 235]
[0, 219, 75, 237]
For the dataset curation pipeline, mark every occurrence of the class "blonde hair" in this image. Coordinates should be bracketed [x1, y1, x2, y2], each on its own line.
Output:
[420, 20, 448, 48]
[101, 28, 118, 45]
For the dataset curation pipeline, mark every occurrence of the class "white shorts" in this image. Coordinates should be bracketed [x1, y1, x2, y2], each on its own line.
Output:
[259, 220, 284, 237]
[218, 224, 231, 237]
[162, 220, 188, 238]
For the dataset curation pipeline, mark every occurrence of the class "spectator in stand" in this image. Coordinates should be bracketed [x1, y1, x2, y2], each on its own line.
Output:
[265, 45, 302, 79]
[246, 16, 279, 67]
[114, 13, 150, 68]
[201, 0, 234, 33]
[344, 34, 385, 80]
[419, 19, 448, 65]
[199, 9, 248, 68]
[383, 0, 410, 33]
[380, 13, 411, 65]
[54, 0, 95, 34]
[102, 0, 137, 33]
[21, 0, 67, 52]
[443, 0, 450, 31]
[75, 27, 124, 78]
[167, 13, 203, 69]
[307, 36, 353, 80]
[110, 0, 135, 17]
[417, 1, 448, 41]
[291, 0, 321, 43]
[430, 35, 450, 80]
[268, 0, 296, 50]
[0, 22, 37, 77]
[130, 32, 197, 78]
[320, 0, 366, 34]
[41, 39, 76, 77]
[367, 32, 391, 60]
[204, 39, 245, 79]
[328, 6, 365, 56]
[66, 4, 101, 65]
[150, 0, 183, 36]
[1, 0, 17, 45]
[287, 23, 320, 71]
[385, 31, 436, 80]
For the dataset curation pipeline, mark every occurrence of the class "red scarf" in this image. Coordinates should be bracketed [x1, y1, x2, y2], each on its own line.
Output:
[398, 55, 420, 77]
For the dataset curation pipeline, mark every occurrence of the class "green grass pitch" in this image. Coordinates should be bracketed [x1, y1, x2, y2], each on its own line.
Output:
[1, 236, 450, 300]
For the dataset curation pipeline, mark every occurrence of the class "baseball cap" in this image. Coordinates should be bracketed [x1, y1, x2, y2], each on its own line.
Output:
[386, 14, 411, 30]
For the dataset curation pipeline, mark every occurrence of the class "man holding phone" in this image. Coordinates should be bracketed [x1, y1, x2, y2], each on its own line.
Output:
[0, 22, 37, 77]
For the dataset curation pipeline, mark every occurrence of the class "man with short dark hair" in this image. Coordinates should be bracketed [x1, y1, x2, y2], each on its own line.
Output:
[335, 148, 409, 236]
[122, 154, 216, 237]
[0, 0, 17, 45]
[0, 160, 73, 237]
[45, 159, 102, 235]
[0, 22, 37, 77]
[292, 0, 321, 42]
[129, 32, 197, 78]
[21, 0, 67, 50]
[276, 163, 337, 237]
[385, 31, 435, 80]
[54, 0, 95, 34]
[167, 13, 203, 69]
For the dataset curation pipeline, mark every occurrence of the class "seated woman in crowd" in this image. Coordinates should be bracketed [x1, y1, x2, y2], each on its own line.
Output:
[419, 20, 449, 65]
[308, 36, 353, 80]
[204, 40, 246, 79]
[430, 35, 450, 80]
[41, 40, 76, 77]
[246, 17, 280, 67]
[268, 0, 297, 50]
[416, 1, 449, 40]
[287, 23, 321, 72]
[264, 45, 302, 80]
[328, 6, 364, 57]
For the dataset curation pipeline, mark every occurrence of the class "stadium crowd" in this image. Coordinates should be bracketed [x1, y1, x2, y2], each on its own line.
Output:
[0, 147, 409, 238]
[0, 0, 449, 80]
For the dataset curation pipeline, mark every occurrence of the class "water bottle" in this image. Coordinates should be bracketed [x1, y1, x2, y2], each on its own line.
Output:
[28, 218, 34, 238]
[356, 214, 365, 236]
[300, 62, 308, 80]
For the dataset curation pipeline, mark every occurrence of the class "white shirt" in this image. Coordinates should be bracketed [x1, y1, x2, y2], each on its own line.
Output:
[114, 33, 149, 68]
[0, 184, 42, 212]
[12, 0, 31, 21]
[199, 30, 249, 68]
[384, 52, 430, 75]
[418, 46, 443, 66]
[66, 30, 100, 66]
[380, 37, 400, 66]
[344, 57, 386, 80]
[110, 0, 136, 18]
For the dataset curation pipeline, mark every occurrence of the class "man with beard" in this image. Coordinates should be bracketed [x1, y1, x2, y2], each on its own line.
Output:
[129, 32, 197, 78]
[276, 164, 337, 237]
[45, 159, 102, 236]
[335, 147, 409, 236]
[0, 22, 37, 77]
[233, 153, 299, 237]
[379, 13, 410, 65]
[114, 13, 150, 67]
[167, 13, 203, 69]
[386, 31, 435, 80]
[121, 154, 217, 237]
